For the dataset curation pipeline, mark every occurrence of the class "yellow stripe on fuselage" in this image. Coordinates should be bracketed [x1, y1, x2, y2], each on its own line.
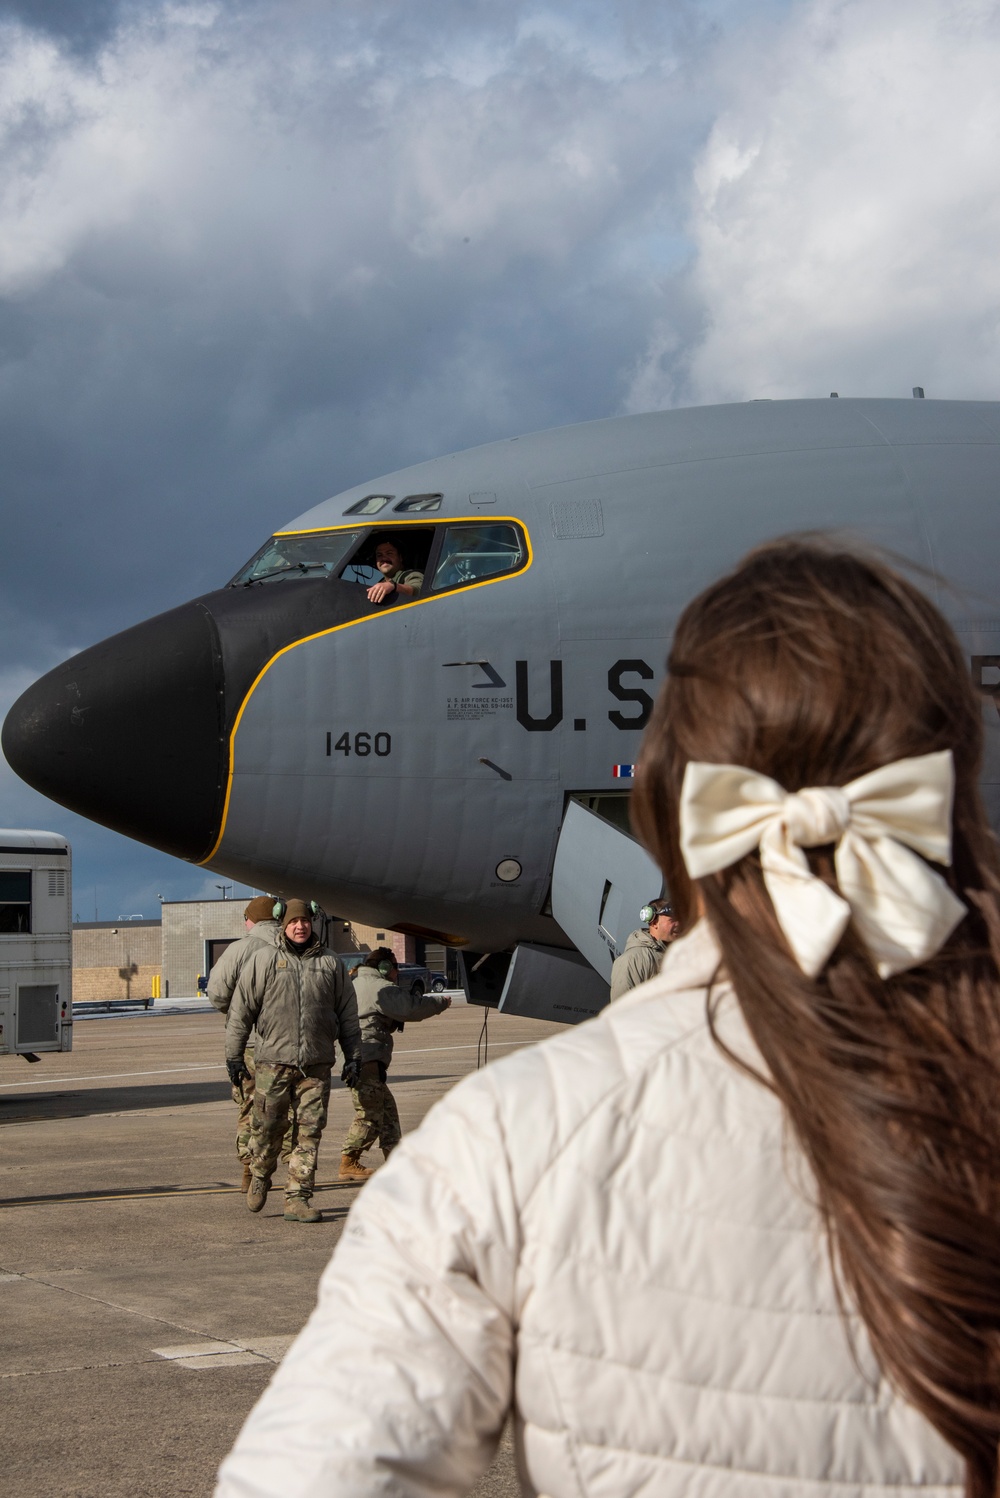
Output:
[199, 517, 533, 865]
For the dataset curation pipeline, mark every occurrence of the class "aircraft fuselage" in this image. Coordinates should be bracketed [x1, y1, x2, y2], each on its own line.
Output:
[6, 398, 1000, 958]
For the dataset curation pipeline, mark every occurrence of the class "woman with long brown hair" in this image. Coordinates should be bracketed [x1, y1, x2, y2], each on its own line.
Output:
[633, 537, 1000, 1498]
[219, 539, 980, 1497]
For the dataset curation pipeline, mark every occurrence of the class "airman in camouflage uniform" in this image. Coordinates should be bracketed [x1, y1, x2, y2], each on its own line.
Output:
[227, 900, 361, 1223]
[207, 896, 281, 1190]
[340, 947, 451, 1181]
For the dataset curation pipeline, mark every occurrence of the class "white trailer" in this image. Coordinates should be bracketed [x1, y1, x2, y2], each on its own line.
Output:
[0, 830, 72, 1058]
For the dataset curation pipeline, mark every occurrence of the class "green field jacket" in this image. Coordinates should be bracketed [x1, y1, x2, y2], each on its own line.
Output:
[207, 920, 281, 1014]
[226, 932, 361, 1070]
[353, 966, 449, 1066]
[609, 928, 668, 1002]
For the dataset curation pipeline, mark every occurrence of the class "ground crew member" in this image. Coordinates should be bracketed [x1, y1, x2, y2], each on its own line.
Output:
[609, 900, 679, 1001]
[226, 900, 361, 1224]
[208, 895, 281, 1191]
[339, 947, 451, 1182]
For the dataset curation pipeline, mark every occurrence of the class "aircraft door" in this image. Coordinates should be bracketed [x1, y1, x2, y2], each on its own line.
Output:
[551, 799, 662, 981]
[497, 942, 609, 1024]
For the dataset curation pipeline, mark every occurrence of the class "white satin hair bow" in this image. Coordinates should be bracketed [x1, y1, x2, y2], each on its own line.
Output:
[679, 750, 967, 978]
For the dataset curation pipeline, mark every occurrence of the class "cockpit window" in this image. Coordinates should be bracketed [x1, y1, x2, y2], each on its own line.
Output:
[230, 530, 363, 586]
[344, 495, 391, 516]
[429, 524, 526, 591]
[338, 528, 433, 594]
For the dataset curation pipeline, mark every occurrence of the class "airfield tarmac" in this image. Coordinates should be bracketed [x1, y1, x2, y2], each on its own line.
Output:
[0, 999, 561, 1497]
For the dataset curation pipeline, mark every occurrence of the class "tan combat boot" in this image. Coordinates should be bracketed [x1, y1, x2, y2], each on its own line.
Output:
[240, 1160, 252, 1193]
[338, 1151, 374, 1182]
[284, 1195, 322, 1224]
[246, 1175, 270, 1212]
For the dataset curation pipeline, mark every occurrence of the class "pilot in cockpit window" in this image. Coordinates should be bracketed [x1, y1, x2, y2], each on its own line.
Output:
[366, 539, 424, 606]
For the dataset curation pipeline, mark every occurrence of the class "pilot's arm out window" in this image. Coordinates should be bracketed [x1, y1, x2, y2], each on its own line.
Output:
[430, 524, 526, 592]
[338, 528, 434, 604]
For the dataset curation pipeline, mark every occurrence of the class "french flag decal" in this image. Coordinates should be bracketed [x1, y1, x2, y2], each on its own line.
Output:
[612, 764, 635, 779]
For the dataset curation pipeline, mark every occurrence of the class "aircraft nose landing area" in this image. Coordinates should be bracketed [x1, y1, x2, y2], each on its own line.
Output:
[0, 1003, 552, 1496]
[1, 600, 226, 862]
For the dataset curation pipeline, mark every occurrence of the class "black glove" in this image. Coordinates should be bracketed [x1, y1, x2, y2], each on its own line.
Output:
[341, 1057, 362, 1089]
[227, 1056, 250, 1088]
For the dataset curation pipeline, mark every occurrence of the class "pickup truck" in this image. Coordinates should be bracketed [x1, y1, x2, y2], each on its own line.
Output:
[397, 963, 447, 997]
[341, 953, 446, 997]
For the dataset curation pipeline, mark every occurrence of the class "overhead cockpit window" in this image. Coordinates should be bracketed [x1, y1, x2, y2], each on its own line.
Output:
[344, 495, 392, 516]
[394, 494, 442, 513]
[430, 523, 526, 591]
[230, 530, 363, 586]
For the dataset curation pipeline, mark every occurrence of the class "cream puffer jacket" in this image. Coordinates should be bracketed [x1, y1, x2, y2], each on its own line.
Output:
[216, 922, 962, 1497]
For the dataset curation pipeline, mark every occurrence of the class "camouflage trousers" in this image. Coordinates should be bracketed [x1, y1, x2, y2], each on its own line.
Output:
[342, 1060, 401, 1158]
[232, 1049, 294, 1163]
[232, 1048, 257, 1163]
[250, 1062, 331, 1199]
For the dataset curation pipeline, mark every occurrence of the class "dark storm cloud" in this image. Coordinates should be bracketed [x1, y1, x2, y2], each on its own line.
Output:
[0, 0, 710, 648]
[0, 0, 711, 914]
[0, 0, 126, 54]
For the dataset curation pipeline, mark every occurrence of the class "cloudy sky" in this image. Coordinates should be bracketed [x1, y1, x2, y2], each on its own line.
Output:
[1, 0, 998, 919]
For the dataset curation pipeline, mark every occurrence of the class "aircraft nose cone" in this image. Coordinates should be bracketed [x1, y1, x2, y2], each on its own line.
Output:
[2, 600, 226, 862]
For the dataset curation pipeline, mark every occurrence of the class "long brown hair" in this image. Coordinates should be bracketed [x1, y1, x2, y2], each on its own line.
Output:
[633, 539, 1000, 1497]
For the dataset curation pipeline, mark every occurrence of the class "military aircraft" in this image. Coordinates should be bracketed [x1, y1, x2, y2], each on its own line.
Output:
[6, 396, 1000, 1022]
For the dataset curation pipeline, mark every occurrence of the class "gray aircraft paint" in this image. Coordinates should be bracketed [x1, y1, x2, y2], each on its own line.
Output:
[6, 398, 1000, 998]
[202, 397, 1000, 945]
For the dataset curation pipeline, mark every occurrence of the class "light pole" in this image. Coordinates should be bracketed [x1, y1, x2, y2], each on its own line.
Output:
[216, 883, 233, 900]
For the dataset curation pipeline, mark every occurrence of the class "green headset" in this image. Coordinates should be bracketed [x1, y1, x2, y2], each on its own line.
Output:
[640, 901, 673, 925]
[368, 945, 398, 977]
[271, 898, 321, 922]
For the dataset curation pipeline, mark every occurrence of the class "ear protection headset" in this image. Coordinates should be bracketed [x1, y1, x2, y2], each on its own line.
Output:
[640, 901, 673, 924]
[271, 898, 321, 921]
[368, 945, 398, 977]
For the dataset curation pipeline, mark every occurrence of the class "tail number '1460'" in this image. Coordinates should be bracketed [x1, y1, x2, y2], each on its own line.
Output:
[326, 732, 392, 757]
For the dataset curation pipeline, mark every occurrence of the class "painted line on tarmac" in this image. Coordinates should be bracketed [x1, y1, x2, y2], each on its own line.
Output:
[0, 1186, 357, 1210]
[0, 1062, 224, 1090]
[0, 1040, 531, 1091]
[0, 1179, 359, 1208]
[0, 1183, 245, 1207]
[0, 1062, 223, 1089]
